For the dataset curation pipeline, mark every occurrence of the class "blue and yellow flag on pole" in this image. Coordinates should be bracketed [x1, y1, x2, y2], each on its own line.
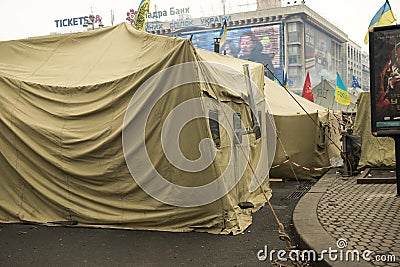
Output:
[219, 20, 227, 47]
[364, 0, 396, 44]
[335, 73, 350, 106]
[134, 0, 150, 31]
[283, 71, 289, 89]
[352, 75, 361, 89]
[282, 66, 289, 89]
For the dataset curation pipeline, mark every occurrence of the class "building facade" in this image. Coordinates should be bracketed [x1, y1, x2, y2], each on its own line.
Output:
[361, 51, 370, 91]
[345, 40, 362, 89]
[146, 1, 367, 93]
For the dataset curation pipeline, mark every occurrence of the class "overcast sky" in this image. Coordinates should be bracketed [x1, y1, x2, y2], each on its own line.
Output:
[1, 0, 399, 52]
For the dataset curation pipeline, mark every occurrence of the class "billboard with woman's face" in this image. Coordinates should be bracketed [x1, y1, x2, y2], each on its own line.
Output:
[370, 25, 400, 136]
[179, 24, 283, 82]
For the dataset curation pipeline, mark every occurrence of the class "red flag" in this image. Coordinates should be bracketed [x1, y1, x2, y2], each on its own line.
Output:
[302, 72, 314, 102]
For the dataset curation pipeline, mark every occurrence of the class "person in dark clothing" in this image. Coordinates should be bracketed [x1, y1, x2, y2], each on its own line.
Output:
[237, 31, 276, 80]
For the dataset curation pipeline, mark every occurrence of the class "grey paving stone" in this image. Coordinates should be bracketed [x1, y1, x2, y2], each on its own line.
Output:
[293, 169, 400, 267]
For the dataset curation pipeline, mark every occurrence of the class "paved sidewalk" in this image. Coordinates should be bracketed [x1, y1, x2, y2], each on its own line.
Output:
[293, 168, 400, 266]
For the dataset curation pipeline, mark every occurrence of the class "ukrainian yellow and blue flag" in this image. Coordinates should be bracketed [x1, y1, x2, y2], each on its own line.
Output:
[134, 0, 150, 31]
[364, 0, 396, 44]
[335, 73, 350, 106]
[219, 20, 227, 47]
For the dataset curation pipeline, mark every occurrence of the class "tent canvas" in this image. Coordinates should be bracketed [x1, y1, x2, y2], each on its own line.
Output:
[353, 91, 395, 169]
[312, 78, 359, 113]
[0, 22, 274, 235]
[264, 79, 342, 179]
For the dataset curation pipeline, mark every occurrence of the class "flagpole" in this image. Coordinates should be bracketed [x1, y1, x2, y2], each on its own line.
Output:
[335, 75, 339, 111]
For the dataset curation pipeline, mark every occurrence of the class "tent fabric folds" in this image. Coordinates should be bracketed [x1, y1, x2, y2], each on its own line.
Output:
[0, 23, 273, 234]
[264, 79, 342, 180]
[353, 92, 395, 169]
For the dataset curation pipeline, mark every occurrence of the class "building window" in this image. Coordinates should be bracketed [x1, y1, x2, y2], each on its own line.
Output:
[288, 32, 299, 43]
[289, 55, 300, 64]
[289, 67, 299, 76]
[288, 67, 301, 87]
[287, 22, 300, 42]
[288, 45, 300, 54]
[288, 22, 297, 32]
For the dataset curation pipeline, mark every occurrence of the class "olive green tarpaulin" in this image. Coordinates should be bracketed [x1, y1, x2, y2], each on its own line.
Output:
[0, 23, 272, 234]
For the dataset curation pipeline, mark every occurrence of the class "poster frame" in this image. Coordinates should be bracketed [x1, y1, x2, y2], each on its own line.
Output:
[370, 24, 400, 137]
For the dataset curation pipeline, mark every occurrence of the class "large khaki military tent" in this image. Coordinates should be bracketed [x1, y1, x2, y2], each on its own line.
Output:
[0, 22, 275, 234]
[353, 92, 395, 169]
[313, 78, 359, 113]
[264, 79, 342, 179]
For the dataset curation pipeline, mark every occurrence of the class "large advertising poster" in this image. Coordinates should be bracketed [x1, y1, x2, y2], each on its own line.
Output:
[304, 23, 336, 84]
[179, 24, 283, 82]
[370, 25, 400, 136]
